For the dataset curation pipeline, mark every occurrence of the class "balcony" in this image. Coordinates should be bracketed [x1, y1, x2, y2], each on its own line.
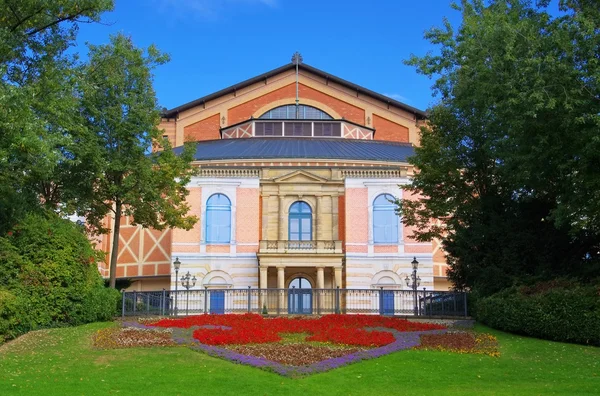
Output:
[221, 119, 374, 140]
[259, 240, 343, 254]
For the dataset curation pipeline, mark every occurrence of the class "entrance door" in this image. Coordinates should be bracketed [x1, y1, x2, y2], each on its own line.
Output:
[380, 290, 395, 315]
[210, 290, 225, 314]
[288, 277, 312, 314]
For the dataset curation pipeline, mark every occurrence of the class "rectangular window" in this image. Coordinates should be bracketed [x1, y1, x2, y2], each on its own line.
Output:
[373, 211, 398, 243]
[206, 210, 231, 243]
[255, 122, 283, 136]
[313, 122, 341, 137]
[284, 122, 311, 136]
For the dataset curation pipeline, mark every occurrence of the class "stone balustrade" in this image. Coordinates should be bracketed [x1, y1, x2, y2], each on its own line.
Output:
[259, 240, 342, 254]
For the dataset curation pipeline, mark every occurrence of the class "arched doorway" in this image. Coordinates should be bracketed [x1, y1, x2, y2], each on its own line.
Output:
[288, 277, 312, 314]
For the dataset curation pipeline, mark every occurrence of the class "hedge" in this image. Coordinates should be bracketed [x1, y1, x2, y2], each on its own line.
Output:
[0, 213, 120, 343]
[476, 282, 600, 346]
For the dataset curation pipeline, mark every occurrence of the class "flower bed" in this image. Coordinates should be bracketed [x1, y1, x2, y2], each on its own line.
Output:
[92, 327, 175, 349]
[225, 343, 367, 366]
[417, 331, 500, 357]
[150, 314, 444, 347]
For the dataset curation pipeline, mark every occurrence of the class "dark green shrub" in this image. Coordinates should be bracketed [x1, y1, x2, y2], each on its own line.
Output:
[0, 212, 119, 343]
[476, 282, 600, 346]
[0, 289, 19, 343]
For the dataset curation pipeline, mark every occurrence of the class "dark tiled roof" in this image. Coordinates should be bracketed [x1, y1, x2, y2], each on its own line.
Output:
[175, 138, 415, 163]
[162, 63, 427, 119]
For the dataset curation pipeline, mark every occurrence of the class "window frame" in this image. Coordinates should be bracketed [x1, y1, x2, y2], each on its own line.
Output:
[288, 201, 312, 241]
[372, 193, 399, 244]
[205, 193, 232, 244]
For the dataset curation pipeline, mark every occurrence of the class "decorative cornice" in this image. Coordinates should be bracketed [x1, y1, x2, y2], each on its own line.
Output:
[341, 169, 407, 178]
[197, 168, 260, 178]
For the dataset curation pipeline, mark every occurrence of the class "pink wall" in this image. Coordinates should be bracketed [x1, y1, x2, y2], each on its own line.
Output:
[172, 187, 202, 253]
[345, 188, 368, 253]
[236, 188, 260, 253]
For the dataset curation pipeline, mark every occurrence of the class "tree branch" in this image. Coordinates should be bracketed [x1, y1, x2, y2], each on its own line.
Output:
[25, 8, 95, 37]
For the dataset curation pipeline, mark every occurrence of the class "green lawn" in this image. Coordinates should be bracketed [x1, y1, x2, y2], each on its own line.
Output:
[0, 322, 598, 395]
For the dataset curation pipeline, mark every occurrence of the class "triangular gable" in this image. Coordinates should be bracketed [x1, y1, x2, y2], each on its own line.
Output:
[273, 170, 329, 184]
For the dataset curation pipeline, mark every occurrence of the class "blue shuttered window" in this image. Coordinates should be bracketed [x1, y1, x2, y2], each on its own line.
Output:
[206, 193, 231, 243]
[373, 194, 399, 243]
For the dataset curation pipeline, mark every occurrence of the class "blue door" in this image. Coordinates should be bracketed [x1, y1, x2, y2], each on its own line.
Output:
[380, 290, 395, 315]
[210, 291, 225, 314]
[288, 277, 312, 314]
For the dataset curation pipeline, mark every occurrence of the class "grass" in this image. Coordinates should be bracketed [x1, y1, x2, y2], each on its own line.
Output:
[0, 322, 598, 395]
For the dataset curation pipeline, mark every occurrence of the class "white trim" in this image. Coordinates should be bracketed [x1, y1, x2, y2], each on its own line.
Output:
[188, 177, 259, 189]
[172, 253, 258, 260]
[345, 177, 411, 188]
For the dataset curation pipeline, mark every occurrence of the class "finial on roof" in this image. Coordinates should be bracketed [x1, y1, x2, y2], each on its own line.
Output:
[291, 52, 303, 65]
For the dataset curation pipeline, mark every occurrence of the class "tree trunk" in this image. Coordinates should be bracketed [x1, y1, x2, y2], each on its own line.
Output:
[108, 201, 122, 289]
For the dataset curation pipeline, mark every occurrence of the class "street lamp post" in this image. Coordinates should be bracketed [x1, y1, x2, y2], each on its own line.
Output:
[405, 257, 421, 316]
[173, 257, 181, 316]
[180, 271, 197, 316]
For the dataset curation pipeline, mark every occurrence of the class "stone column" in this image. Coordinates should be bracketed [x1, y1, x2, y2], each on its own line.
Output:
[316, 266, 325, 313]
[260, 266, 268, 313]
[334, 267, 342, 289]
[277, 267, 285, 289]
[277, 267, 285, 313]
[261, 194, 269, 241]
[332, 194, 339, 240]
[316, 267, 325, 289]
[278, 195, 286, 240]
[260, 266, 268, 289]
[316, 195, 323, 241]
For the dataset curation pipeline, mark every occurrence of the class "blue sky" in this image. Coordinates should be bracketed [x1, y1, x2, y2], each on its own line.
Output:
[75, 0, 464, 112]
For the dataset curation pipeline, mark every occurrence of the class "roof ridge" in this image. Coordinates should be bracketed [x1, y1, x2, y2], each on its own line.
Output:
[162, 62, 427, 119]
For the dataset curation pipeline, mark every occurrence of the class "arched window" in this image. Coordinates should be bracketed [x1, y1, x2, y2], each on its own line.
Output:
[373, 194, 399, 243]
[206, 193, 231, 243]
[259, 104, 332, 120]
[289, 277, 312, 289]
[288, 201, 312, 241]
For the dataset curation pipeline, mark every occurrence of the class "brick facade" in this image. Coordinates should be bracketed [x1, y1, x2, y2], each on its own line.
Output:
[101, 64, 450, 293]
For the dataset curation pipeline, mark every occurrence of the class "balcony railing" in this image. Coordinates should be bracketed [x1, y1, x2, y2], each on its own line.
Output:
[259, 240, 342, 254]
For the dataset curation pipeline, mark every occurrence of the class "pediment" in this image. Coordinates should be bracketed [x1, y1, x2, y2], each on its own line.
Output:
[273, 170, 329, 184]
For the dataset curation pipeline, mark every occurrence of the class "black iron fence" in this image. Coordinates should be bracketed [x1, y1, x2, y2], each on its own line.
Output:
[121, 288, 468, 318]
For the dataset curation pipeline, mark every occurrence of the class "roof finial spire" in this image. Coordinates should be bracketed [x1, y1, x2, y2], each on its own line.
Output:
[291, 52, 303, 65]
[292, 52, 303, 117]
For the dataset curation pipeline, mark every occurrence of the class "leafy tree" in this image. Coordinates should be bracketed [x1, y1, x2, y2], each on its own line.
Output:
[77, 34, 197, 289]
[400, 0, 600, 294]
[0, 212, 120, 342]
[0, 0, 113, 232]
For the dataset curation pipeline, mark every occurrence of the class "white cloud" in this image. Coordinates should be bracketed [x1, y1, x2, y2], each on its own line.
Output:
[382, 93, 410, 103]
[156, 0, 277, 19]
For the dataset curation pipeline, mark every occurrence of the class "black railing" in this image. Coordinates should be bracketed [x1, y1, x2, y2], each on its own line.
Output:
[121, 288, 468, 318]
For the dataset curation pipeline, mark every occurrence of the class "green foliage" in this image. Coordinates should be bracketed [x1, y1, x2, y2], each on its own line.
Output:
[0, 213, 119, 342]
[74, 33, 198, 288]
[0, 0, 114, 233]
[400, 0, 600, 294]
[0, 289, 19, 343]
[476, 281, 600, 346]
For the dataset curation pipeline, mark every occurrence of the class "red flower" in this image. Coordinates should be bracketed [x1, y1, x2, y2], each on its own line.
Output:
[150, 314, 445, 347]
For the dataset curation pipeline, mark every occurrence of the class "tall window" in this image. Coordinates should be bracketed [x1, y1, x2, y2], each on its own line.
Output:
[206, 194, 231, 243]
[289, 201, 312, 241]
[259, 104, 332, 120]
[373, 194, 399, 243]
